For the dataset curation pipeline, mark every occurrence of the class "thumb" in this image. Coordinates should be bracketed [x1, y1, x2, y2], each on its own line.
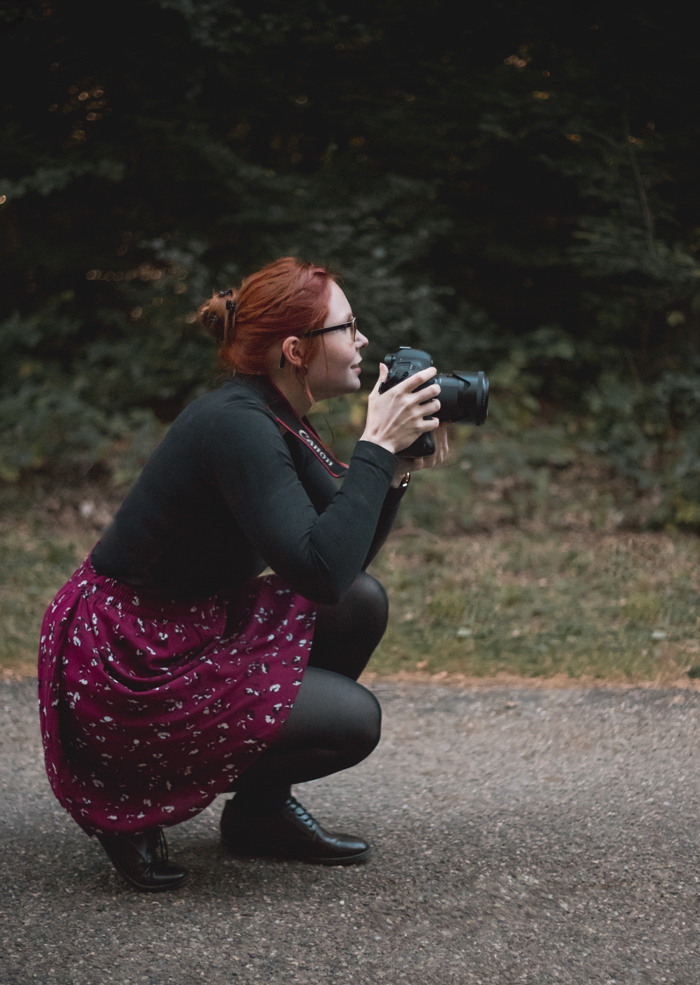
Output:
[370, 363, 389, 395]
[374, 362, 389, 390]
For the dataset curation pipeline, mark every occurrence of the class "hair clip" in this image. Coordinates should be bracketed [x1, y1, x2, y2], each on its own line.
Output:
[226, 299, 237, 312]
[218, 289, 233, 298]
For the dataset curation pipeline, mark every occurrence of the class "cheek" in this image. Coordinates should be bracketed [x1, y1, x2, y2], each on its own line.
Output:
[324, 344, 351, 373]
[338, 339, 355, 364]
[306, 339, 353, 386]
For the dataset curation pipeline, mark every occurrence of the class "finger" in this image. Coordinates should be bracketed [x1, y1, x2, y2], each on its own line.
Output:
[428, 433, 447, 466]
[435, 428, 449, 451]
[412, 399, 441, 420]
[394, 366, 438, 393]
[437, 434, 450, 464]
[371, 363, 389, 395]
[416, 383, 442, 401]
[422, 396, 441, 411]
[433, 432, 447, 463]
[406, 389, 441, 412]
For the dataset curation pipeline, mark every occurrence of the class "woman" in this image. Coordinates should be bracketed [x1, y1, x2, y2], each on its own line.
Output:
[38, 257, 446, 892]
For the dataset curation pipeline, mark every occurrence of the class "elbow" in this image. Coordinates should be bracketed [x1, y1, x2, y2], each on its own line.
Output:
[278, 546, 358, 606]
[295, 566, 350, 606]
[273, 562, 346, 605]
[304, 580, 344, 606]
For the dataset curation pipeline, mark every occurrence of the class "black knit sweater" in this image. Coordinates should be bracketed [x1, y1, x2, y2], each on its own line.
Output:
[91, 375, 402, 604]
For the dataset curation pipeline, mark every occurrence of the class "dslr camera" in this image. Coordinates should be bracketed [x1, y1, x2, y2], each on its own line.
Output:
[379, 346, 489, 458]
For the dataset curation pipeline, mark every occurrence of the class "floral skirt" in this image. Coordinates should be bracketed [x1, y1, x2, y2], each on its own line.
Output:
[38, 556, 316, 835]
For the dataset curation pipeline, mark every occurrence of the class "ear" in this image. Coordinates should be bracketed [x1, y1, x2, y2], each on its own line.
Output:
[281, 336, 306, 370]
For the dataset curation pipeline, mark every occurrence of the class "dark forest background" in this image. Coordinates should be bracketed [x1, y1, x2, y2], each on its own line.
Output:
[2, 1, 700, 527]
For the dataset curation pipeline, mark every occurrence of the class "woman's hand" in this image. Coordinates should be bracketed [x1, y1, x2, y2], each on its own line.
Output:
[360, 363, 441, 456]
[391, 424, 449, 486]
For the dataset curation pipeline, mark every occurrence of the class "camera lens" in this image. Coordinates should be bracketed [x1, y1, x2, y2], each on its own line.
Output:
[435, 371, 489, 425]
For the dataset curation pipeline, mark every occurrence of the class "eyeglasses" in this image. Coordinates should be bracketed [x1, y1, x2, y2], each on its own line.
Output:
[303, 317, 357, 343]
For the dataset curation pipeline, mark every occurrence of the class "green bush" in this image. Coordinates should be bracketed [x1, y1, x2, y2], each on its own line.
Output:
[2, 2, 700, 521]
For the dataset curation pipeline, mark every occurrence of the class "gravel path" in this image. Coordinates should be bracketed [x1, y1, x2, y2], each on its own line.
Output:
[2, 678, 700, 985]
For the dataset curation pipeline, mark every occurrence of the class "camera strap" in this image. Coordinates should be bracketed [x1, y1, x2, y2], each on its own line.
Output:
[261, 380, 349, 478]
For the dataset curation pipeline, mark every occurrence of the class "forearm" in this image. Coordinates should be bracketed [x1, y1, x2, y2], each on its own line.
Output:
[362, 479, 408, 569]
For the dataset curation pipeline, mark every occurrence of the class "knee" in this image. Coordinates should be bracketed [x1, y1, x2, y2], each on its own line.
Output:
[347, 572, 388, 632]
[345, 685, 382, 758]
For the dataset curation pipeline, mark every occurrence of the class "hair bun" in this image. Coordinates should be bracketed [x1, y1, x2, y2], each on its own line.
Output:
[197, 290, 237, 344]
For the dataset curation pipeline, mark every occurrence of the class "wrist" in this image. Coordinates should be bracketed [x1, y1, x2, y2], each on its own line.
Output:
[359, 430, 396, 455]
[390, 471, 411, 490]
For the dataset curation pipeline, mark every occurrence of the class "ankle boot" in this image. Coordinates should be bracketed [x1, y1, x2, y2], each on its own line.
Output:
[220, 795, 371, 866]
[97, 827, 188, 892]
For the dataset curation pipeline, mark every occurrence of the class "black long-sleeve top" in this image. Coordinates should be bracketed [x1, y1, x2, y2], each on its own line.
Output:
[91, 375, 403, 604]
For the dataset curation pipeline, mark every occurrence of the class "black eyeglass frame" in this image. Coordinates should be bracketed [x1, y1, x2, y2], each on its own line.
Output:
[302, 317, 357, 343]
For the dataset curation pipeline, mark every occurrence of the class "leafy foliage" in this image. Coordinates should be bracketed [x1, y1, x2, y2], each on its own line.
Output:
[1, 1, 700, 521]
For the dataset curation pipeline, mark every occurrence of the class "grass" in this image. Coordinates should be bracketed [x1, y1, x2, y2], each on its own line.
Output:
[2, 514, 699, 684]
[367, 527, 700, 683]
[1, 401, 698, 682]
[308, 398, 700, 683]
[3, 391, 699, 683]
[0, 524, 95, 675]
[308, 396, 671, 536]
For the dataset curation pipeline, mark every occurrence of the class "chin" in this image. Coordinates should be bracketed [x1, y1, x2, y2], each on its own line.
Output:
[341, 379, 362, 397]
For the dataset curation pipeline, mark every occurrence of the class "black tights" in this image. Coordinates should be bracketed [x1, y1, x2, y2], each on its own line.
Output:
[231, 572, 388, 815]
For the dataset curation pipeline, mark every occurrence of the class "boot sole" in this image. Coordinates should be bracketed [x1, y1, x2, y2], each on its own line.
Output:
[221, 841, 372, 866]
[102, 858, 190, 893]
[114, 870, 190, 892]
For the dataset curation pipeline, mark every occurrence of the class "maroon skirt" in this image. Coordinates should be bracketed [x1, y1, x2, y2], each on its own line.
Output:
[38, 557, 316, 836]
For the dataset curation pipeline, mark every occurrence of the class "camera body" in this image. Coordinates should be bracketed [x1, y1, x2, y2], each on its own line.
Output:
[379, 347, 489, 458]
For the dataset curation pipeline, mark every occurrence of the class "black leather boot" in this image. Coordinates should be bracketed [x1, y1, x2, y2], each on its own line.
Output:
[220, 795, 371, 865]
[96, 827, 189, 892]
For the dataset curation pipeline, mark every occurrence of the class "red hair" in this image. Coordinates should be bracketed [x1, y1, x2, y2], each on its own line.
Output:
[198, 257, 336, 375]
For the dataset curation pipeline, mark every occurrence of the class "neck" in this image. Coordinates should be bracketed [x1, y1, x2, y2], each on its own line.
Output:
[266, 367, 313, 418]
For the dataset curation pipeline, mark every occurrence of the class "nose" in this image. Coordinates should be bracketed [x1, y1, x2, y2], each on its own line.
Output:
[356, 329, 369, 349]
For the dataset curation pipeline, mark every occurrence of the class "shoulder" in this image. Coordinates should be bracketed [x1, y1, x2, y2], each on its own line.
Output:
[149, 378, 283, 470]
[176, 377, 279, 432]
[186, 378, 292, 470]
